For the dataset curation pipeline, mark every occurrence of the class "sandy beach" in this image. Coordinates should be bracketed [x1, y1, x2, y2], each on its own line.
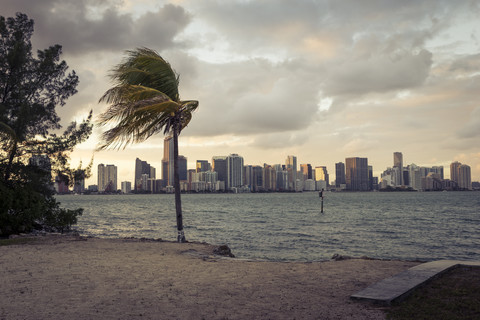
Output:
[0, 235, 420, 320]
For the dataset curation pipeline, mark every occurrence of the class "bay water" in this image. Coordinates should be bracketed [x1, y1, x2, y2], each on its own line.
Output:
[57, 191, 479, 262]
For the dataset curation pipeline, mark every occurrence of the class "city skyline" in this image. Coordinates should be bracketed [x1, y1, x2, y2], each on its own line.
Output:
[3, 1, 479, 184]
[86, 151, 475, 191]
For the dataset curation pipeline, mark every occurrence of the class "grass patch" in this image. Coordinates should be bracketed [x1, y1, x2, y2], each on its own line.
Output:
[0, 237, 38, 246]
[386, 266, 480, 320]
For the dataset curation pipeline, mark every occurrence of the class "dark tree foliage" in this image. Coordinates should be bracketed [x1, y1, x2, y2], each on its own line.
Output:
[0, 13, 92, 237]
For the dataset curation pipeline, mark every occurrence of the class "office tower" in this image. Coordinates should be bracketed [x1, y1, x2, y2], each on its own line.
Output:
[212, 156, 228, 185]
[335, 162, 346, 187]
[163, 136, 174, 186]
[450, 161, 461, 184]
[300, 164, 313, 180]
[314, 166, 329, 186]
[227, 154, 244, 190]
[135, 158, 151, 191]
[196, 160, 210, 173]
[252, 166, 263, 192]
[393, 152, 403, 186]
[458, 164, 472, 190]
[121, 181, 132, 193]
[244, 165, 253, 188]
[432, 166, 444, 180]
[178, 156, 188, 181]
[345, 157, 369, 191]
[98, 164, 117, 192]
[286, 155, 297, 189]
[262, 164, 275, 191]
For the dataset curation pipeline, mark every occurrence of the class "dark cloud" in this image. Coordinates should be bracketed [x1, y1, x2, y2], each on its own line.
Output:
[1, 0, 192, 54]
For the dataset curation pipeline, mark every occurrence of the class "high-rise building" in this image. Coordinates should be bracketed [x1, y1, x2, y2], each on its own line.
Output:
[121, 181, 132, 193]
[163, 136, 174, 186]
[135, 158, 152, 191]
[98, 164, 117, 192]
[227, 153, 244, 190]
[196, 160, 210, 173]
[314, 166, 329, 186]
[335, 162, 346, 187]
[285, 155, 297, 190]
[178, 156, 188, 181]
[393, 152, 403, 186]
[300, 164, 313, 180]
[345, 157, 369, 191]
[458, 164, 472, 190]
[450, 161, 462, 184]
[212, 156, 228, 185]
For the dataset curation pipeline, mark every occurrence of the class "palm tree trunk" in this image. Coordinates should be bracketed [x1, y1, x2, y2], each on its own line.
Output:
[173, 121, 186, 242]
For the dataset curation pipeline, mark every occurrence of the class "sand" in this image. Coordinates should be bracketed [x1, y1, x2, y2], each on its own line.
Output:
[0, 235, 419, 320]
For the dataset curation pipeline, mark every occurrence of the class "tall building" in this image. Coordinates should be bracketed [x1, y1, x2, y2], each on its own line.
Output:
[335, 162, 346, 187]
[135, 158, 152, 191]
[345, 157, 369, 191]
[450, 161, 462, 184]
[458, 164, 472, 190]
[393, 152, 403, 186]
[227, 153, 244, 190]
[300, 164, 313, 180]
[196, 160, 210, 173]
[98, 164, 117, 192]
[314, 166, 329, 186]
[163, 136, 174, 186]
[212, 156, 228, 186]
[178, 155, 188, 181]
[121, 181, 132, 193]
[285, 155, 297, 190]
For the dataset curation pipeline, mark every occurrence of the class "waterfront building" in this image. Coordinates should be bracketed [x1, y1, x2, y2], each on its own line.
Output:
[335, 162, 346, 187]
[121, 181, 131, 194]
[304, 179, 316, 191]
[450, 161, 461, 184]
[345, 157, 369, 191]
[315, 166, 329, 187]
[227, 154, 244, 190]
[196, 160, 210, 173]
[458, 164, 472, 190]
[393, 152, 403, 186]
[262, 164, 276, 191]
[212, 156, 228, 186]
[286, 155, 297, 190]
[98, 163, 117, 192]
[54, 174, 69, 194]
[135, 158, 152, 191]
[300, 164, 313, 180]
[162, 136, 174, 186]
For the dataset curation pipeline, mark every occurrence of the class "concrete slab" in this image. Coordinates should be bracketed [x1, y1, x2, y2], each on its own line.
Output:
[350, 260, 480, 305]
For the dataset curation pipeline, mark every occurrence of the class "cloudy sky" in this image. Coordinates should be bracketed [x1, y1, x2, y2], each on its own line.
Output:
[3, 0, 480, 185]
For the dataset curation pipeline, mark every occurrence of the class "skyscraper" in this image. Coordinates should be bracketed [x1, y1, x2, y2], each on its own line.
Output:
[285, 155, 297, 190]
[135, 158, 152, 191]
[458, 164, 472, 190]
[450, 161, 461, 184]
[393, 152, 403, 186]
[227, 153, 244, 190]
[163, 136, 174, 186]
[314, 166, 329, 186]
[335, 162, 346, 187]
[212, 156, 228, 186]
[300, 164, 313, 180]
[196, 160, 210, 172]
[98, 163, 117, 192]
[345, 157, 369, 191]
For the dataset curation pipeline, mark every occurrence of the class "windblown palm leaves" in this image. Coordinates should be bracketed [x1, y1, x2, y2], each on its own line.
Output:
[97, 48, 198, 242]
[97, 48, 198, 150]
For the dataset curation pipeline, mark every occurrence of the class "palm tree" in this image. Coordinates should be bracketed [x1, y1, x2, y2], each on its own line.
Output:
[97, 48, 199, 242]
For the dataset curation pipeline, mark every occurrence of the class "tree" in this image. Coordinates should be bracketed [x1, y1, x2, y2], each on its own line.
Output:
[0, 13, 92, 236]
[97, 47, 199, 242]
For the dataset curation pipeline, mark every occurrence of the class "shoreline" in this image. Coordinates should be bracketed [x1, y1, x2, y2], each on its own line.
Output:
[1, 234, 421, 319]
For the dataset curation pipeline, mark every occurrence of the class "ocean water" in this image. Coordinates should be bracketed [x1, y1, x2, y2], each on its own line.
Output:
[56, 191, 480, 262]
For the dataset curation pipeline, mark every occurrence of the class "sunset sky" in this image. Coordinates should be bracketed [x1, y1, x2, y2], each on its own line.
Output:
[3, 0, 480, 185]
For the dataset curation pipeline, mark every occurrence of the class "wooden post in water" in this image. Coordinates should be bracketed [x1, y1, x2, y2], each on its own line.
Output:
[319, 188, 324, 213]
